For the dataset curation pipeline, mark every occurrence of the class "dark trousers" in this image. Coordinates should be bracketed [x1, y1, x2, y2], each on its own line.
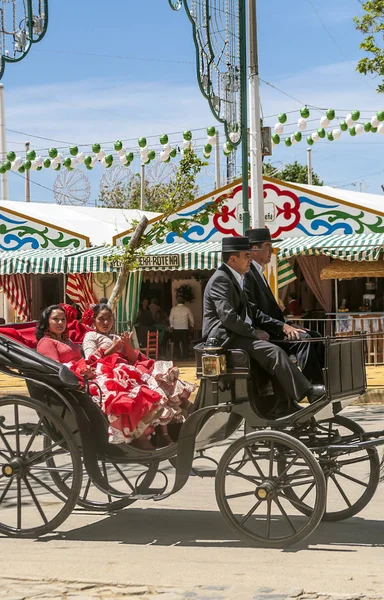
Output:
[273, 330, 324, 385]
[227, 335, 312, 406]
[172, 329, 190, 360]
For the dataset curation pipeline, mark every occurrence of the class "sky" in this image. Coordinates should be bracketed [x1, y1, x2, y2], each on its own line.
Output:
[2, 0, 384, 207]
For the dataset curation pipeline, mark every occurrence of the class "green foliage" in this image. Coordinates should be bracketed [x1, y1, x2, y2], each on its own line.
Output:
[262, 161, 323, 186]
[354, 1, 384, 93]
[176, 284, 195, 303]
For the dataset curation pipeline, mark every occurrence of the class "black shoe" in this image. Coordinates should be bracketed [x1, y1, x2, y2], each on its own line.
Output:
[307, 384, 326, 404]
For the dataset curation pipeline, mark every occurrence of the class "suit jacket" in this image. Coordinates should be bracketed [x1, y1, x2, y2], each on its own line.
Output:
[244, 263, 286, 324]
[202, 264, 283, 344]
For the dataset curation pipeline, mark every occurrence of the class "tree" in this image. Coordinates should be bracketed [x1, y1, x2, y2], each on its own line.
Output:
[108, 150, 225, 310]
[262, 161, 323, 185]
[354, 1, 384, 93]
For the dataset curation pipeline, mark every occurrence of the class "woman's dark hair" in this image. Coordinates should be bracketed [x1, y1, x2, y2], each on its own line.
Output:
[36, 305, 66, 341]
[99, 297, 108, 304]
[93, 303, 113, 318]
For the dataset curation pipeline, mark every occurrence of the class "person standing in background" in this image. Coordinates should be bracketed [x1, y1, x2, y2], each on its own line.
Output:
[169, 296, 194, 361]
[149, 297, 161, 318]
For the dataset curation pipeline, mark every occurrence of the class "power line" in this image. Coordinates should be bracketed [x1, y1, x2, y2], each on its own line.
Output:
[34, 48, 194, 66]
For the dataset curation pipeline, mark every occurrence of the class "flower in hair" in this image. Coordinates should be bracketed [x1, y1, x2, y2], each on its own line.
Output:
[82, 308, 94, 327]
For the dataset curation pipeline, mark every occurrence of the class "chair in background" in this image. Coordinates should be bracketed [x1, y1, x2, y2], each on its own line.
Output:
[146, 330, 159, 360]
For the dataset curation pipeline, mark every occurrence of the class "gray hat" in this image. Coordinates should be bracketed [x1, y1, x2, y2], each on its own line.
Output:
[245, 227, 282, 244]
[222, 236, 250, 252]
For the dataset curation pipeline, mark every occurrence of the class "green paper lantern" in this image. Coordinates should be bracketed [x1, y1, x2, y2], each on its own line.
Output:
[27, 150, 36, 161]
[86, 165, 93, 171]
[377, 111, 384, 122]
[326, 109, 335, 121]
[54, 163, 61, 171]
[364, 122, 372, 132]
[278, 113, 287, 124]
[294, 131, 302, 142]
[207, 126, 216, 136]
[18, 165, 25, 174]
[148, 150, 156, 161]
[70, 146, 78, 156]
[170, 148, 177, 158]
[37, 166, 42, 171]
[165, 157, 171, 163]
[205, 143, 213, 154]
[143, 158, 150, 165]
[318, 128, 326, 139]
[84, 155, 92, 167]
[327, 132, 334, 141]
[92, 143, 101, 153]
[105, 154, 114, 166]
[340, 121, 348, 132]
[24, 160, 31, 170]
[106, 163, 112, 169]
[351, 110, 360, 121]
[223, 149, 231, 156]
[43, 158, 51, 168]
[48, 148, 58, 159]
[300, 107, 310, 119]
[183, 130, 192, 141]
[0, 166, 6, 174]
[114, 140, 123, 151]
[138, 137, 147, 148]
[64, 157, 72, 168]
[349, 127, 356, 136]
[3, 161, 11, 171]
[272, 134, 280, 144]
[371, 127, 378, 133]
[307, 136, 314, 146]
[225, 141, 234, 152]
[7, 151, 16, 162]
[285, 138, 292, 147]
[126, 152, 134, 163]
[160, 134, 169, 145]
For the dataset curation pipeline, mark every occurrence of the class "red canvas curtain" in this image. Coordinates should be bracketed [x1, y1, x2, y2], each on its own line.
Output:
[0, 274, 31, 321]
[297, 255, 333, 312]
[66, 273, 97, 312]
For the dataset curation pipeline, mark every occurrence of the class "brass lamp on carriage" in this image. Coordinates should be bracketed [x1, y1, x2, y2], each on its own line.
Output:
[201, 338, 227, 377]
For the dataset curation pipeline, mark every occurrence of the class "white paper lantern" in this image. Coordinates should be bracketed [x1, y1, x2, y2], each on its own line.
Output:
[229, 131, 240, 144]
[346, 114, 354, 127]
[203, 152, 211, 158]
[56, 153, 63, 163]
[378, 123, 384, 134]
[160, 151, 168, 162]
[96, 150, 105, 161]
[207, 135, 216, 146]
[91, 157, 98, 168]
[76, 152, 85, 163]
[274, 122, 284, 135]
[371, 115, 379, 128]
[119, 155, 128, 165]
[101, 157, 108, 167]
[117, 148, 126, 157]
[71, 158, 78, 168]
[11, 158, 22, 171]
[183, 140, 192, 149]
[163, 143, 172, 154]
[311, 132, 320, 142]
[332, 128, 341, 140]
[355, 124, 364, 135]
[51, 159, 58, 169]
[320, 116, 329, 128]
[31, 160, 38, 170]
[35, 156, 44, 167]
[298, 118, 307, 131]
[290, 134, 297, 145]
[140, 149, 148, 161]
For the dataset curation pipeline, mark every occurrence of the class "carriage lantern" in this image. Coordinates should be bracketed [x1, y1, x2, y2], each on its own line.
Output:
[201, 338, 227, 378]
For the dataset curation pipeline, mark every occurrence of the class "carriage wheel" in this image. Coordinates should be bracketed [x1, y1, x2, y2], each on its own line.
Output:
[215, 431, 326, 548]
[0, 396, 82, 537]
[281, 415, 380, 522]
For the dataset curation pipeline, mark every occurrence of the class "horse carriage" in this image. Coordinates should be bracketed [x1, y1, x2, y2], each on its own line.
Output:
[0, 331, 382, 548]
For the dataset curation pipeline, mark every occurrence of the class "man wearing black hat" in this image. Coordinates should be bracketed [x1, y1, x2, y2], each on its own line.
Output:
[202, 236, 325, 412]
[244, 227, 324, 384]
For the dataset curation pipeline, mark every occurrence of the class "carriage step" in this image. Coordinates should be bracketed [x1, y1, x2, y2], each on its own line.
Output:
[133, 488, 166, 500]
[191, 468, 217, 478]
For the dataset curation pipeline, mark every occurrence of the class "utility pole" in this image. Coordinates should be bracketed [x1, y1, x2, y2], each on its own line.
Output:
[248, 0, 264, 228]
[307, 148, 313, 185]
[0, 84, 8, 201]
[215, 130, 220, 189]
[140, 163, 145, 210]
[25, 141, 31, 202]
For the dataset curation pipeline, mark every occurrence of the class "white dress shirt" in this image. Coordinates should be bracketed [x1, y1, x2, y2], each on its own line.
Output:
[252, 260, 268, 287]
[169, 303, 194, 330]
[226, 265, 252, 325]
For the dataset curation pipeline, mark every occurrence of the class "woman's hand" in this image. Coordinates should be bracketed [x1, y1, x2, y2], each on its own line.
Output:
[120, 331, 134, 347]
[109, 337, 124, 354]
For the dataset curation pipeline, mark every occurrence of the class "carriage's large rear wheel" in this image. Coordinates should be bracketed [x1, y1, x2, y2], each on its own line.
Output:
[0, 396, 82, 537]
[281, 415, 380, 521]
[215, 431, 326, 548]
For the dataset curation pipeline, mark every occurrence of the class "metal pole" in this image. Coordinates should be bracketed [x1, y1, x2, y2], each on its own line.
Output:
[307, 148, 313, 185]
[215, 130, 220, 189]
[25, 141, 31, 202]
[248, 0, 264, 228]
[0, 84, 8, 201]
[239, 0, 250, 233]
[140, 163, 145, 210]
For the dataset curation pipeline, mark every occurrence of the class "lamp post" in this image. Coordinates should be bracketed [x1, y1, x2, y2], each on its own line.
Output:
[0, 0, 49, 79]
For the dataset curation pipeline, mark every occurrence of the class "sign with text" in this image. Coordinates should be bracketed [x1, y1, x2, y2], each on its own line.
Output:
[137, 254, 180, 269]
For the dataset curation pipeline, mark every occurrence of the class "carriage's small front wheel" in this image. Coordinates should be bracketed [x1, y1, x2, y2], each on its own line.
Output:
[215, 430, 326, 548]
[0, 396, 82, 537]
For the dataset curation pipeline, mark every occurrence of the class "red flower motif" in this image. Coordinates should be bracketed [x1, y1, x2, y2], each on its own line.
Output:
[263, 183, 301, 238]
[213, 184, 247, 236]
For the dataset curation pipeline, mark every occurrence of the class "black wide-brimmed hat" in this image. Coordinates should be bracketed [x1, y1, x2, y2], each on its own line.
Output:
[222, 236, 250, 252]
[245, 227, 282, 244]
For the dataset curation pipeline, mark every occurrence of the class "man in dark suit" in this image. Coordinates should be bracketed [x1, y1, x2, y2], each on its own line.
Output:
[202, 236, 325, 412]
[244, 228, 324, 384]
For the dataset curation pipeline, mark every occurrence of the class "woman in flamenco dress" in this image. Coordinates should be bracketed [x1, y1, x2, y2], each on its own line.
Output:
[36, 304, 195, 450]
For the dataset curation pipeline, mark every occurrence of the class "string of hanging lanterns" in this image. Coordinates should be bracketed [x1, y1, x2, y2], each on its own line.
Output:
[271, 108, 384, 148]
[0, 127, 235, 174]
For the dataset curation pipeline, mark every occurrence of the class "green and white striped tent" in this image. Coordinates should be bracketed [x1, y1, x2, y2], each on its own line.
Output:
[277, 233, 384, 262]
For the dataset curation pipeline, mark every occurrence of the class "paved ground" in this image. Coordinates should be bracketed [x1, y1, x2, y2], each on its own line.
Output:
[0, 405, 383, 600]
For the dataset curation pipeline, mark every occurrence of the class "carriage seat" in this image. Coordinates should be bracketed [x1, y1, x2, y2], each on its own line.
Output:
[194, 343, 250, 379]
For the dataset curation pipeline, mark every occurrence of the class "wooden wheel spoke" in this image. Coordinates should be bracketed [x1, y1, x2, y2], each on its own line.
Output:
[0, 448, 10, 460]
[239, 499, 262, 526]
[330, 473, 352, 508]
[23, 476, 48, 525]
[0, 477, 14, 504]
[244, 447, 266, 479]
[274, 497, 297, 534]
[102, 462, 113, 503]
[335, 471, 369, 488]
[280, 477, 316, 489]
[276, 454, 299, 483]
[14, 405, 21, 456]
[226, 490, 256, 500]
[25, 438, 66, 466]
[22, 416, 45, 458]
[298, 482, 315, 503]
[16, 478, 22, 530]
[82, 477, 92, 502]
[110, 462, 135, 493]
[268, 442, 274, 478]
[226, 466, 262, 485]
[265, 499, 272, 539]
[277, 492, 313, 513]
[336, 454, 370, 467]
[0, 429, 15, 458]
[28, 472, 68, 504]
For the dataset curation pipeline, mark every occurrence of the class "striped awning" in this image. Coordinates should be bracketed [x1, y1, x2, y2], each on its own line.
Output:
[278, 233, 384, 262]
